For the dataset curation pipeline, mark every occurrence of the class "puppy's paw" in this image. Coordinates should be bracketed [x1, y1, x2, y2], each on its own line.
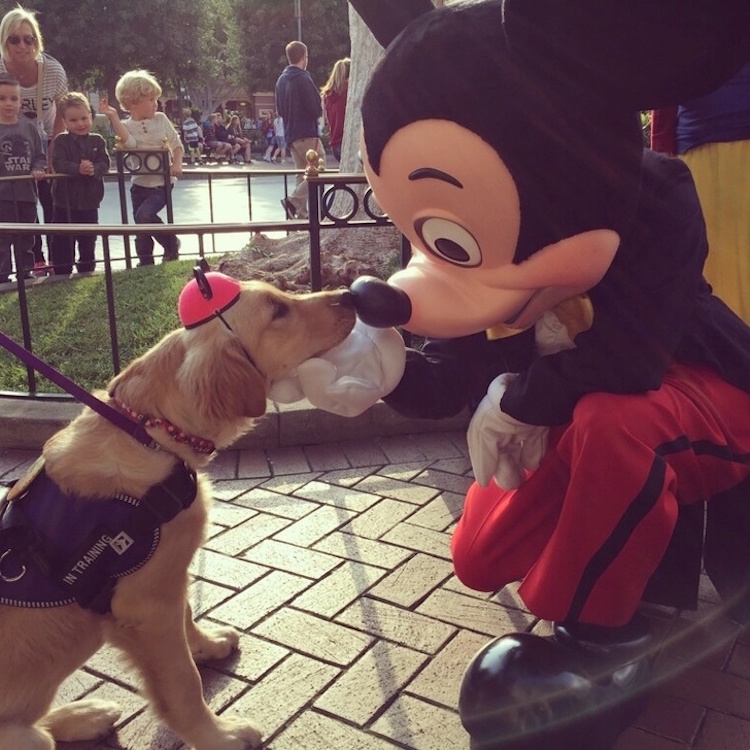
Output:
[201, 716, 263, 749]
[42, 699, 122, 741]
[190, 623, 241, 662]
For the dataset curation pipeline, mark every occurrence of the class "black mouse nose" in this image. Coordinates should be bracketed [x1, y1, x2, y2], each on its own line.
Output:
[349, 275, 412, 328]
[338, 290, 356, 308]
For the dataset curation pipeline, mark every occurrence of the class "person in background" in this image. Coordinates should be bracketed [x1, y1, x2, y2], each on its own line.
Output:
[214, 111, 242, 164]
[202, 112, 233, 163]
[99, 69, 183, 266]
[181, 107, 204, 165]
[227, 113, 253, 164]
[271, 112, 288, 164]
[275, 41, 325, 219]
[0, 72, 46, 284]
[50, 92, 110, 275]
[0, 5, 67, 274]
[261, 113, 276, 162]
[321, 57, 350, 163]
[651, 61, 750, 323]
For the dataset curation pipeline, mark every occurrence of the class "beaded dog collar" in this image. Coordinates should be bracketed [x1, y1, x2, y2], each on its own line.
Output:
[112, 397, 216, 456]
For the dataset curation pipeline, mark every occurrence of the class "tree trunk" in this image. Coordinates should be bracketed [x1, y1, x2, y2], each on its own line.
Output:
[323, 4, 385, 223]
[340, 5, 384, 173]
[316, 3, 457, 268]
[320, 3, 396, 259]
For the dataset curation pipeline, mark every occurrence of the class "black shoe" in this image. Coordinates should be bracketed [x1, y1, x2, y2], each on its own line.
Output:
[552, 613, 653, 659]
[459, 620, 655, 750]
[32, 261, 49, 277]
[0, 275, 9, 284]
[163, 237, 181, 262]
[280, 198, 297, 219]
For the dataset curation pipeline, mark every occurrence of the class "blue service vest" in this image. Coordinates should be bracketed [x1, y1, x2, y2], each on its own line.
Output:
[0, 462, 196, 612]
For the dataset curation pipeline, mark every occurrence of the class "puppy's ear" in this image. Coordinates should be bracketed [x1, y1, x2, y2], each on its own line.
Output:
[108, 330, 185, 406]
[179, 334, 267, 421]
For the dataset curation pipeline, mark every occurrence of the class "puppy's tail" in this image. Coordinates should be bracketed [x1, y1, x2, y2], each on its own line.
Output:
[0, 723, 55, 750]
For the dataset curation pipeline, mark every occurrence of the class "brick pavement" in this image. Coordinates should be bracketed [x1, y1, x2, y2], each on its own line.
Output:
[1, 431, 749, 750]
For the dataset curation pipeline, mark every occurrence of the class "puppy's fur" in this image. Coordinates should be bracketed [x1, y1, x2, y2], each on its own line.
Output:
[0, 280, 355, 750]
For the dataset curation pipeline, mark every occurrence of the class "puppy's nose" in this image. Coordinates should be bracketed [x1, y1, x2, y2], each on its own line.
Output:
[349, 275, 412, 328]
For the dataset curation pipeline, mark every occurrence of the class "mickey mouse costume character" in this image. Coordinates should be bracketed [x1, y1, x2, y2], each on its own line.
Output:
[270, 1, 750, 747]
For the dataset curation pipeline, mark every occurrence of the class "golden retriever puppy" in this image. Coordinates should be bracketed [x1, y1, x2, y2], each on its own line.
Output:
[0, 277, 356, 750]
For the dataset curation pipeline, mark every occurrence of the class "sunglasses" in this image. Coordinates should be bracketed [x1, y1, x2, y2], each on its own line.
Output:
[7, 34, 36, 46]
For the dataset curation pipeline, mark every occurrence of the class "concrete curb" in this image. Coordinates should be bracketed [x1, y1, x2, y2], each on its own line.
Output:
[0, 395, 470, 451]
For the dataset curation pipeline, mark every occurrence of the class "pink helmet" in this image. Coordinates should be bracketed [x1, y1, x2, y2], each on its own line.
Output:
[178, 270, 242, 329]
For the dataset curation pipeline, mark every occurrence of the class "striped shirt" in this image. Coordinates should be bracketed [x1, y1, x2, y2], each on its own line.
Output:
[182, 117, 202, 144]
[0, 53, 68, 141]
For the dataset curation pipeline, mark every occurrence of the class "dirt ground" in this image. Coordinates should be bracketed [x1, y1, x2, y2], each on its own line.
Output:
[217, 225, 403, 291]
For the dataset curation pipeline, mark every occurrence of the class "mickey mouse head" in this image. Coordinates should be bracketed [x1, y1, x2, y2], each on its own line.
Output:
[348, 0, 749, 337]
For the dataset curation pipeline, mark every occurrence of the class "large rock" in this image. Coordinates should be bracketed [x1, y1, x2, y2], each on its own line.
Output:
[218, 226, 402, 291]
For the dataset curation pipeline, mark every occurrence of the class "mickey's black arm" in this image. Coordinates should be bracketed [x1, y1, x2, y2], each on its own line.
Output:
[384, 328, 535, 420]
[501, 152, 710, 425]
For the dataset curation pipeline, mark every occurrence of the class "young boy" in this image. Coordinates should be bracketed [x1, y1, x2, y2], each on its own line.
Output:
[0, 72, 46, 284]
[50, 92, 110, 275]
[99, 69, 183, 266]
[181, 107, 204, 165]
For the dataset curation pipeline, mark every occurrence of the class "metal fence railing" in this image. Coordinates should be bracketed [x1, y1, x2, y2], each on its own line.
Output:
[0, 153, 410, 400]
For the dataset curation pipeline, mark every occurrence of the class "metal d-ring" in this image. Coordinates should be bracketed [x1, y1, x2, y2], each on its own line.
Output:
[0, 549, 26, 582]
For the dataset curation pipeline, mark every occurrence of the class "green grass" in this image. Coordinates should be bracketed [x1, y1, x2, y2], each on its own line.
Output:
[0, 261, 205, 394]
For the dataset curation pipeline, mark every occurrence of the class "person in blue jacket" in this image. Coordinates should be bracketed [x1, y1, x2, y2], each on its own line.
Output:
[274, 40, 324, 220]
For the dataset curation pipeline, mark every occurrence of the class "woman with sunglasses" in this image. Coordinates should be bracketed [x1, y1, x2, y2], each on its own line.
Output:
[0, 6, 68, 273]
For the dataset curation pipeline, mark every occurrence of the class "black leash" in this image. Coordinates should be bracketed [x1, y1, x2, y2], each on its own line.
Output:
[0, 330, 160, 451]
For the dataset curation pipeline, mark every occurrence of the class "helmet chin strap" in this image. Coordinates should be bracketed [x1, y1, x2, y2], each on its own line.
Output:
[183, 261, 265, 380]
[212, 306, 265, 380]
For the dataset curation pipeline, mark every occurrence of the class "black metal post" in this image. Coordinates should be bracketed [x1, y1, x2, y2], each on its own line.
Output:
[115, 151, 133, 269]
[308, 176, 322, 291]
[102, 235, 120, 374]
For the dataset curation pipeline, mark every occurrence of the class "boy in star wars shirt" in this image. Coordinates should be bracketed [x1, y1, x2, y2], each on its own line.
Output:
[0, 71, 45, 283]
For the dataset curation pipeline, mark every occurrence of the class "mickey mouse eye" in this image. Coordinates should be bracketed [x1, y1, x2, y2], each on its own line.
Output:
[417, 218, 482, 267]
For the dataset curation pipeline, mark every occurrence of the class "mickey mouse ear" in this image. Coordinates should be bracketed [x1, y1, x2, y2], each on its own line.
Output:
[178, 264, 242, 329]
[502, 0, 750, 110]
[349, 0, 433, 48]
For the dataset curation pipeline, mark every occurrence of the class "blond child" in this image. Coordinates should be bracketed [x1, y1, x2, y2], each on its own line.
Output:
[99, 69, 182, 265]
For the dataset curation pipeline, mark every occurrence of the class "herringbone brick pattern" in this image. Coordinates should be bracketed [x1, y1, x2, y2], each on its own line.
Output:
[1, 432, 748, 750]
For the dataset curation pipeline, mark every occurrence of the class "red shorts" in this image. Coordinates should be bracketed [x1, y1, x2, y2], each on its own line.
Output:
[451, 365, 750, 626]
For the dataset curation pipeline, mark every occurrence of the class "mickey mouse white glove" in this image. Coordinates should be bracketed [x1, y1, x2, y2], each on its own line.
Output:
[468, 373, 549, 489]
[535, 309, 576, 357]
[268, 319, 406, 417]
